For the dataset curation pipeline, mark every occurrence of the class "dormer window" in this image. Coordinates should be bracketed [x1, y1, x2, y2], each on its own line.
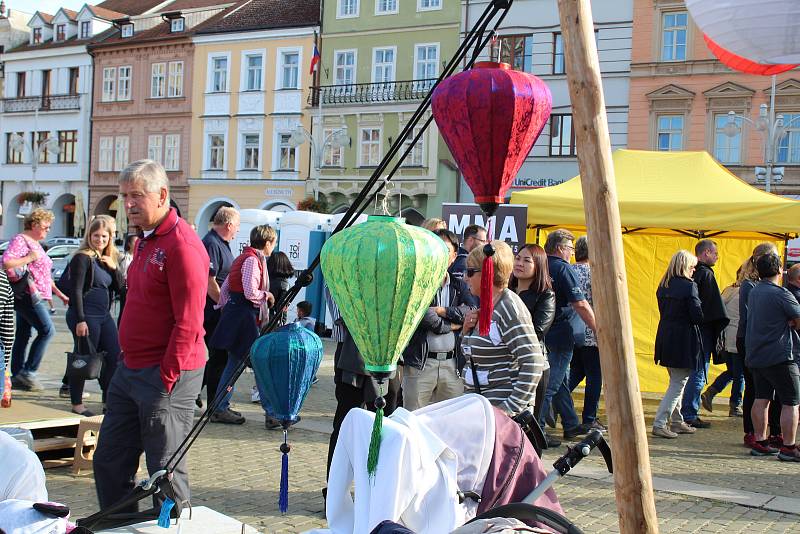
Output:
[33, 27, 42, 44]
[56, 24, 66, 41]
[121, 23, 133, 38]
[170, 17, 184, 33]
[80, 21, 91, 39]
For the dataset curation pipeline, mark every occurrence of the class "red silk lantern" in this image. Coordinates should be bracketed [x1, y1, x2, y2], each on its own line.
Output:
[704, 34, 798, 76]
[432, 61, 552, 216]
[432, 62, 552, 335]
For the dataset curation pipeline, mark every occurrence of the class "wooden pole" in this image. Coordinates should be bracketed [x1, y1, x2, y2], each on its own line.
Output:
[556, 2, 659, 533]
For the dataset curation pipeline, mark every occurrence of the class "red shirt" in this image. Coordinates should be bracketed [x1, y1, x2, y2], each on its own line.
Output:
[119, 208, 209, 392]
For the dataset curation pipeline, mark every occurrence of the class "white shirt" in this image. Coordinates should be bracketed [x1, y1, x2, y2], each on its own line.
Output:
[0, 430, 47, 503]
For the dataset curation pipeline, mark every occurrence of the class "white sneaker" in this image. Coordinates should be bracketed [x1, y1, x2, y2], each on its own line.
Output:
[652, 426, 678, 439]
[251, 385, 260, 403]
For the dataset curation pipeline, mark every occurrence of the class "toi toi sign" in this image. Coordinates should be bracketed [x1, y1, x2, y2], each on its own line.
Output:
[442, 203, 528, 253]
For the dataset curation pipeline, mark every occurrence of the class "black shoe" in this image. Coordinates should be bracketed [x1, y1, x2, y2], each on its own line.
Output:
[59, 385, 71, 398]
[322, 487, 327, 501]
[265, 415, 282, 430]
[543, 432, 561, 449]
[563, 422, 592, 440]
[210, 409, 246, 425]
[687, 418, 711, 429]
[195, 395, 203, 409]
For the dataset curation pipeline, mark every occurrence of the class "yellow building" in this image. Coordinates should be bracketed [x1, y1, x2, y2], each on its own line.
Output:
[188, 0, 319, 228]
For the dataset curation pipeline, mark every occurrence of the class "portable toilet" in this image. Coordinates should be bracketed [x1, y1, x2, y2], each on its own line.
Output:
[276, 210, 331, 325]
[321, 211, 369, 332]
[233, 209, 283, 256]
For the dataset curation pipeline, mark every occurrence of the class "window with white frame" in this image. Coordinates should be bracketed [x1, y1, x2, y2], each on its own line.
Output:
[322, 128, 344, 167]
[167, 61, 183, 97]
[376, 0, 398, 15]
[280, 51, 300, 89]
[211, 56, 228, 92]
[80, 21, 91, 39]
[415, 44, 439, 89]
[402, 126, 425, 166]
[170, 18, 184, 33]
[99, 137, 114, 171]
[242, 134, 260, 170]
[359, 128, 381, 166]
[713, 114, 742, 164]
[278, 133, 296, 170]
[151, 63, 166, 98]
[549, 114, 575, 156]
[373, 47, 395, 83]
[338, 0, 359, 17]
[418, 0, 441, 10]
[208, 134, 225, 169]
[114, 136, 129, 171]
[334, 50, 356, 87]
[656, 115, 684, 151]
[121, 23, 133, 38]
[165, 134, 180, 170]
[102, 68, 116, 101]
[117, 66, 132, 100]
[147, 135, 163, 163]
[553, 33, 565, 74]
[661, 12, 687, 61]
[776, 112, 800, 164]
[245, 54, 263, 91]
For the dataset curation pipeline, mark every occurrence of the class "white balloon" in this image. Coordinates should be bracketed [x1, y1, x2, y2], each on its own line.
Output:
[686, 0, 800, 64]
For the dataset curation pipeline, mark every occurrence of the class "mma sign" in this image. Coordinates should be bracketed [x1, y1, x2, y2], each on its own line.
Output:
[442, 203, 528, 253]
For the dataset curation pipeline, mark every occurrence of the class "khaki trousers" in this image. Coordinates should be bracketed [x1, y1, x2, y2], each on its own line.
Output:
[402, 357, 464, 411]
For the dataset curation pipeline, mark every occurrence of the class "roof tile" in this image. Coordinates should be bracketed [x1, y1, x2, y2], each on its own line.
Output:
[196, 0, 319, 34]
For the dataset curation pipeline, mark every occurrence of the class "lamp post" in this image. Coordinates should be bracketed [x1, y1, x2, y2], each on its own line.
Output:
[724, 77, 800, 194]
[288, 125, 350, 201]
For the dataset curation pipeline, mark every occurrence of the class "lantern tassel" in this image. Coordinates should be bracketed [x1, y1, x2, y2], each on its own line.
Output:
[279, 430, 290, 514]
[367, 384, 386, 481]
[479, 244, 495, 336]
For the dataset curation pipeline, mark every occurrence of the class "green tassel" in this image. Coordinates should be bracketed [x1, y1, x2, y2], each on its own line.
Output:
[367, 386, 386, 481]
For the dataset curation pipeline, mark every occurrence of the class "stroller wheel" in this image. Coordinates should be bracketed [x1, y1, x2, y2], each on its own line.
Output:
[468, 503, 584, 534]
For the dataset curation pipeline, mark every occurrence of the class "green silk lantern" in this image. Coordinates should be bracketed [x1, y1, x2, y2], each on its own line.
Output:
[321, 215, 450, 477]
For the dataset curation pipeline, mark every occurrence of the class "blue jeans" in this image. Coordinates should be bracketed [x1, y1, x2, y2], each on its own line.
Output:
[681, 328, 714, 421]
[213, 350, 267, 414]
[568, 345, 603, 424]
[11, 299, 55, 377]
[708, 351, 745, 407]
[539, 342, 580, 431]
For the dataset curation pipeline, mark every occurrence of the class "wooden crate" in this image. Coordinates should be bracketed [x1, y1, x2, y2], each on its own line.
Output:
[0, 400, 86, 468]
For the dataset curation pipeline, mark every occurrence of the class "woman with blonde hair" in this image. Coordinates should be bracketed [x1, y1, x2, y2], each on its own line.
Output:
[63, 215, 124, 415]
[2, 208, 69, 392]
[461, 241, 546, 416]
[737, 242, 783, 449]
[652, 250, 704, 438]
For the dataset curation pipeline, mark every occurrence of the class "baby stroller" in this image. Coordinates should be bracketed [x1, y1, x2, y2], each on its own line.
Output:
[315, 394, 612, 534]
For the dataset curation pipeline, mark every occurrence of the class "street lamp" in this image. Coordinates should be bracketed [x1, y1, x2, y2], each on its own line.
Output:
[725, 103, 800, 193]
[288, 125, 350, 201]
[10, 132, 61, 192]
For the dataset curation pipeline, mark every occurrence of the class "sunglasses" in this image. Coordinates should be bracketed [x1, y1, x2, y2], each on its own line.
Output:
[466, 267, 481, 277]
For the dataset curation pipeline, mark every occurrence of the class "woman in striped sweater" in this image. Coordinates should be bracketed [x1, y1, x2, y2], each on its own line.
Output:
[461, 241, 546, 416]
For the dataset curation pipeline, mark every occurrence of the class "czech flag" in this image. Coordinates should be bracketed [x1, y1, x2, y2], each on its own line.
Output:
[310, 45, 320, 75]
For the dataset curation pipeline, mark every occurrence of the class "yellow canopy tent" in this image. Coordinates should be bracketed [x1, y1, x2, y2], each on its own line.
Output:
[510, 149, 800, 392]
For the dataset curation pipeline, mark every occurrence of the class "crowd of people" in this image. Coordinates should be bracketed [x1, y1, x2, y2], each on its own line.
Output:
[651, 240, 799, 461]
[1, 159, 798, 518]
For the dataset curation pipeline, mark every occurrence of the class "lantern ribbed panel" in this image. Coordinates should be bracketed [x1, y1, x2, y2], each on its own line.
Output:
[686, 0, 800, 65]
[250, 323, 324, 424]
[320, 215, 450, 374]
[431, 62, 552, 209]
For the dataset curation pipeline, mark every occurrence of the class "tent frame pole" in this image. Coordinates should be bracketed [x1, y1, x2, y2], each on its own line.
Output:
[557, 2, 659, 532]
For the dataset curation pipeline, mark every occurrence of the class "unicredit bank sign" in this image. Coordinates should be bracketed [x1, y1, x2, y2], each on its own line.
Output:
[512, 177, 566, 189]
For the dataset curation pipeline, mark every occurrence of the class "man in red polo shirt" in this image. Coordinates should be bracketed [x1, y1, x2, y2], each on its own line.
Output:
[93, 160, 209, 511]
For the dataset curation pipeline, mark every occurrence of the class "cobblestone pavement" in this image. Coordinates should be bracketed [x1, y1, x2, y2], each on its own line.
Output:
[6, 310, 800, 533]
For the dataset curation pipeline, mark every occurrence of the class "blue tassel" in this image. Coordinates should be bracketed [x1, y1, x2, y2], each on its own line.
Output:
[279, 430, 290, 514]
[157, 497, 175, 528]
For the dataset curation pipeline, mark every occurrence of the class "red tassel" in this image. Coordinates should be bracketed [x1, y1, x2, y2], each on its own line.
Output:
[479, 254, 494, 336]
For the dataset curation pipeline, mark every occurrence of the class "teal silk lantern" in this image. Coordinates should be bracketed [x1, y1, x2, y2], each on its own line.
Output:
[321, 215, 450, 477]
[250, 323, 324, 513]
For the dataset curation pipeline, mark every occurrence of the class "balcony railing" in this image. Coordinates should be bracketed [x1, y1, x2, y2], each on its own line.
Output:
[2, 93, 81, 113]
[309, 79, 437, 106]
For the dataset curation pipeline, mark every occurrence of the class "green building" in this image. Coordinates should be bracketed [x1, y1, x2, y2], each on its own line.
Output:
[308, 0, 461, 221]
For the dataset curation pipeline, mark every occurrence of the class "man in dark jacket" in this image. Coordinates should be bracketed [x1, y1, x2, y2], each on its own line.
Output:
[403, 230, 477, 410]
[787, 264, 800, 302]
[449, 224, 487, 281]
[683, 239, 729, 428]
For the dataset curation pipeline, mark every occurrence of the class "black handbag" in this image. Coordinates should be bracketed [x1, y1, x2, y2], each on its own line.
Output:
[66, 336, 105, 380]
